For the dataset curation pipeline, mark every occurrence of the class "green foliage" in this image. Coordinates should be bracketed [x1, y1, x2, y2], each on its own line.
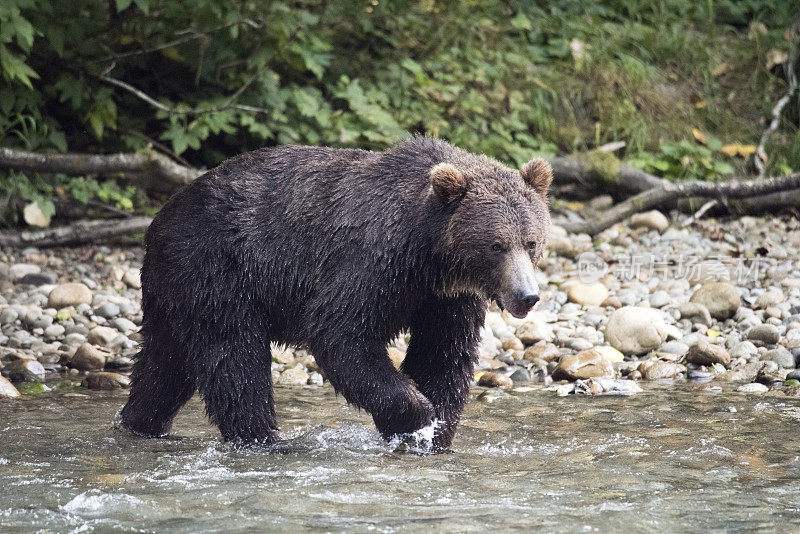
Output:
[0, 0, 797, 225]
[629, 141, 734, 181]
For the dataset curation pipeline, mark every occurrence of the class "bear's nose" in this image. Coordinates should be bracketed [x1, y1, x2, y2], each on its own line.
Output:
[520, 293, 540, 309]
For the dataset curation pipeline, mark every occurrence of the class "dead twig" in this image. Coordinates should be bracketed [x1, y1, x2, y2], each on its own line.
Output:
[755, 19, 800, 176]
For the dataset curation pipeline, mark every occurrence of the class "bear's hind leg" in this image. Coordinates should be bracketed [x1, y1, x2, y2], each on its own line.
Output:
[121, 340, 196, 438]
[195, 330, 278, 444]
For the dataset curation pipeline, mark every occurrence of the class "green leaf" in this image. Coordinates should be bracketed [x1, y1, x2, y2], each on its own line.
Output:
[292, 87, 320, 117]
[0, 44, 38, 88]
[132, 0, 149, 14]
[36, 198, 55, 218]
[54, 74, 84, 110]
[115, 0, 133, 11]
[510, 13, 532, 31]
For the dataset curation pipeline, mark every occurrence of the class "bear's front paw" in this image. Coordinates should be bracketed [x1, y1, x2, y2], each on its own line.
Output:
[372, 386, 435, 441]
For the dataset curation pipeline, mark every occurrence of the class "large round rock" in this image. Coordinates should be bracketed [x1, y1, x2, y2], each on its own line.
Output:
[605, 306, 668, 355]
[48, 283, 93, 309]
[689, 282, 740, 320]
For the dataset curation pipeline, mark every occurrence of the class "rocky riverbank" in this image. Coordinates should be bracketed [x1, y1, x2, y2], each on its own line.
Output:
[1, 208, 799, 400]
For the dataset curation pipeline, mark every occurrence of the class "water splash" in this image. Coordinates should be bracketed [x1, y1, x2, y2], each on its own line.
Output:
[388, 419, 440, 454]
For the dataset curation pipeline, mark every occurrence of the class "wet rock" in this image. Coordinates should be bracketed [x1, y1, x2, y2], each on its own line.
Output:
[567, 282, 609, 307]
[584, 378, 643, 395]
[737, 383, 768, 394]
[87, 326, 119, 346]
[478, 372, 513, 389]
[717, 362, 761, 382]
[642, 360, 684, 380]
[48, 283, 93, 309]
[763, 348, 795, 369]
[122, 268, 142, 289]
[308, 371, 324, 386]
[0, 375, 20, 398]
[630, 210, 669, 232]
[755, 365, 784, 386]
[85, 371, 130, 390]
[689, 282, 740, 320]
[676, 303, 712, 326]
[686, 342, 731, 367]
[552, 349, 615, 381]
[747, 324, 780, 345]
[72, 343, 107, 371]
[3, 358, 46, 382]
[605, 306, 668, 355]
[509, 368, 531, 383]
[786, 370, 800, 381]
[515, 320, 554, 344]
[276, 364, 310, 386]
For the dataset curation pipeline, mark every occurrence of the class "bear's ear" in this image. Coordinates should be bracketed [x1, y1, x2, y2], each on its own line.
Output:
[520, 157, 553, 198]
[430, 163, 467, 204]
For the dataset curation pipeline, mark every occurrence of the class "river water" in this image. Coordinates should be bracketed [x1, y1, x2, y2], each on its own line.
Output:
[1, 383, 799, 533]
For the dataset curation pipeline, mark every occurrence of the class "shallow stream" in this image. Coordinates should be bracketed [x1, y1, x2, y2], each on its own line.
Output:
[1, 384, 799, 532]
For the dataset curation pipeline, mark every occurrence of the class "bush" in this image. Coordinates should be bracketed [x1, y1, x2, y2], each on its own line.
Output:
[0, 0, 797, 223]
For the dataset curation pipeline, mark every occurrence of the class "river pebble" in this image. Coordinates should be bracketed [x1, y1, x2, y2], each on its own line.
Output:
[747, 324, 780, 345]
[552, 349, 615, 381]
[605, 306, 667, 355]
[686, 343, 731, 367]
[72, 343, 108, 371]
[690, 282, 740, 320]
[0, 375, 21, 398]
[478, 372, 513, 389]
[85, 371, 131, 390]
[48, 283, 93, 309]
[1, 213, 800, 402]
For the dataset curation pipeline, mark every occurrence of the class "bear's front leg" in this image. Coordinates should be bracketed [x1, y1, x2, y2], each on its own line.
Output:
[308, 335, 436, 440]
[401, 295, 485, 451]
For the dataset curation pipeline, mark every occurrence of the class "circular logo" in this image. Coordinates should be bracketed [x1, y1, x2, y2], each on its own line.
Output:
[577, 252, 608, 283]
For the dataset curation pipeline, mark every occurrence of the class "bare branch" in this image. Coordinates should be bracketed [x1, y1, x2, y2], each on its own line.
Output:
[755, 19, 800, 176]
[98, 74, 271, 116]
[561, 171, 800, 235]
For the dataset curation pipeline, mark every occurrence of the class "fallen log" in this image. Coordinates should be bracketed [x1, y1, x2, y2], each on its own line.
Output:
[1, 147, 799, 245]
[0, 147, 200, 195]
[0, 217, 152, 248]
[560, 171, 800, 235]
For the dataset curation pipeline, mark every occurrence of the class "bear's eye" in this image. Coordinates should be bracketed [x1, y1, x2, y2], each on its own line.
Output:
[491, 243, 505, 253]
[526, 241, 537, 252]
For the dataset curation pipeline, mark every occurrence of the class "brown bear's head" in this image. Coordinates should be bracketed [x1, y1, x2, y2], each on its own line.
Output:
[431, 157, 552, 318]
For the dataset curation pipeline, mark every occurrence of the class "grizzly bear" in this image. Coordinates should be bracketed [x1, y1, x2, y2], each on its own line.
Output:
[120, 136, 551, 450]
